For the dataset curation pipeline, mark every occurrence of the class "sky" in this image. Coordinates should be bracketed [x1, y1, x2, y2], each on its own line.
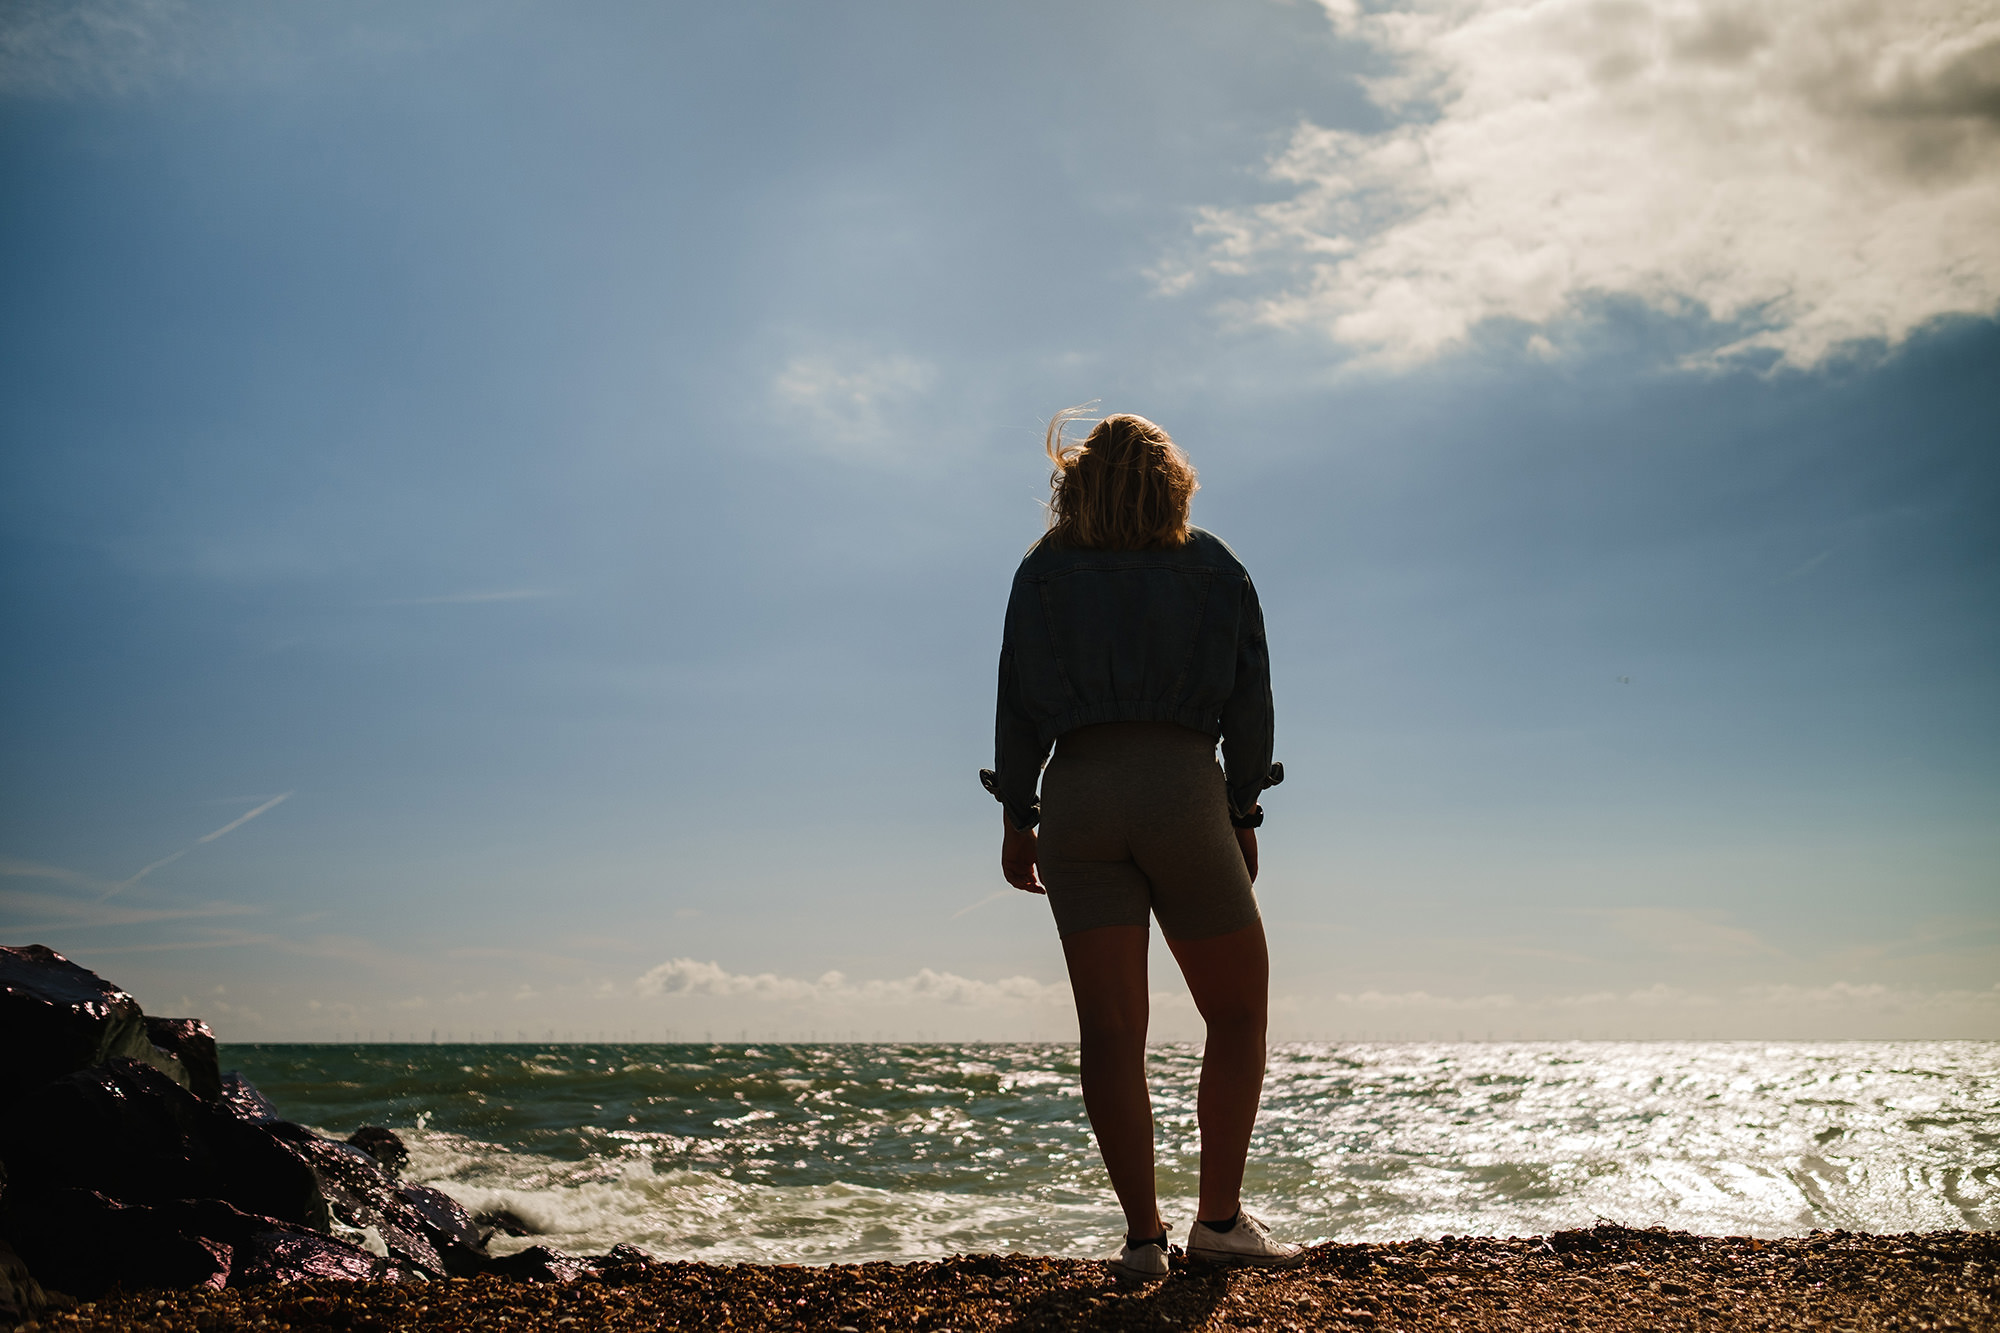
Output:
[2, 0, 1996, 1043]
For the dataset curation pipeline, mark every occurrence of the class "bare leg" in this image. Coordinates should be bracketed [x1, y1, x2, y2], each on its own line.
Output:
[1060, 923, 1163, 1240]
[1165, 920, 1270, 1223]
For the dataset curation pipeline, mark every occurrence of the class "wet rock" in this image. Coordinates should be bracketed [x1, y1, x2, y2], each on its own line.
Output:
[0, 945, 193, 1098]
[396, 1182, 490, 1274]
[347, 1125, 409, 1176]
[0, 1237, 45, 1324]
[0, 1189, 233, 1299]
[481, 1245, 592, 1283]
[261, 1130, 445, 1274]
[473, 1206, 539, 1237]
[587, 1244, 660, 1282]
[217, 1072, 282, 1124]
[228, 1231, 416, 1286]
[257, 1124, 490, 1277]
[0, 1058, 328, 1231]
[144, 1018, 222, 1102]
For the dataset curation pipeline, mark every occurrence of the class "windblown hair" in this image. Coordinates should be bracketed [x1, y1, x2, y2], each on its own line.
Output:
[1042, 407, 1198, 550]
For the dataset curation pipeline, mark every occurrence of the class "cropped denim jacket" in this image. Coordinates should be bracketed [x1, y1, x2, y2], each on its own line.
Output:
[982, 527, 1278, 831]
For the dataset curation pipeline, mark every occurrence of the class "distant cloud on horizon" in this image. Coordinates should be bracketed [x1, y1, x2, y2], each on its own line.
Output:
[1174, 0, 2000, 369]
[636, 957, 1066, 1009]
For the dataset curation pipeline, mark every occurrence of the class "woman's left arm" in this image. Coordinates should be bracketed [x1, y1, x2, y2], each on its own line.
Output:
[1218, 576, 1275, 827]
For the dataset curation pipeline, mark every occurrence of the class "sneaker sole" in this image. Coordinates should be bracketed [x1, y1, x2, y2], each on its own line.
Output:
[1185, 1247, 1306, 1268]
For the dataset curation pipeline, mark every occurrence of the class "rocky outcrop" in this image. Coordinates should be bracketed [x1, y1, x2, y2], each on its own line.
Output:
[144, 1017, 223, 1102]
[0, 945, 201, 1098]
[0, 1240, 44, 1325]
[2, 1058, 330, 1229]
[0, 944, 619, 1308]
[346, 1125, 409, 1175]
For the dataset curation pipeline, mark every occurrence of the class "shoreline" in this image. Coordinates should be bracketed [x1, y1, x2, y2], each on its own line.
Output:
[25, 1225, 1992, 1332]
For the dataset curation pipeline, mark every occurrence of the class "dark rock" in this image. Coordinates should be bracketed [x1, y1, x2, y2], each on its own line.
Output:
[229, 1231, 417, 1286]
[0, 945, 194, 1098]
[587, 1243, 659, 1279]
[217, 1071, 282, 1124]
[0, 1237, 45, 1324]
[480, 1245, 592, 1283]
[473, 1206, 540, 1237]
[395, 1182, 490, 1271]
[258, 1124, 489, 1277]
[143, 1018, 222, 1101]
[262, 1130, 443, 1274]
[0, 1189, 232, 1298]
[346, 1125, 409, 1176]
[10, 1189, 417, 1290]
[0, 1058, 328, 1231]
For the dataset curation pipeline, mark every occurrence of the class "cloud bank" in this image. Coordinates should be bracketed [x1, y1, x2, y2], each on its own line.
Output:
[1185, 0, 2000, 368]
[636, 958, 1066, 1009]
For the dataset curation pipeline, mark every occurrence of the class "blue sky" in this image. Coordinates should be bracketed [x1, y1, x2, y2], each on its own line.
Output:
[3, 0, 1995, 1041]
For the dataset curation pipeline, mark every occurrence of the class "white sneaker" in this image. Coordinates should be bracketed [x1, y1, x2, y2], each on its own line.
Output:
[1107, 1235, 1171, 1281]
[1186, 1211, 1303, 1266]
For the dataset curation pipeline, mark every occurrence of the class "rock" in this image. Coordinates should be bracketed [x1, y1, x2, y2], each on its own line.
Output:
[143, 1018, 222, 1101]
[258, 1124, 489, 1277]
[0, 956, 511, 1298]
[0, 1189, 233, 1299]
[473, 1206, 539, 1237]
[0, 1058, 328, 1232]
[0, 945, 194, 1098]
[261, 1129, 443, 1274]
[347, 1125, 409, 1176]
[229, 1231, 417, 1286]
[217, 1071, 282, 1124]
[481, 1245, 592, 1283]
[588, 1244, 659, 1279]
[0, 1238, 45, 1324]
[395, 1183, 490, 1272]
[0, 1188, 419, 1292]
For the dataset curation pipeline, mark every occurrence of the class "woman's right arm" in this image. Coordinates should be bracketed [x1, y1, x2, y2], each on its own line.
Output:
[989, 574, 1053, 880]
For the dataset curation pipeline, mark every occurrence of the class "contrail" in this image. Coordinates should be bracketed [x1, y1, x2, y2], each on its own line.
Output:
[104, 792, 293, 897]
[195, 791, 291, 843]
[950, 889, 1013, 920]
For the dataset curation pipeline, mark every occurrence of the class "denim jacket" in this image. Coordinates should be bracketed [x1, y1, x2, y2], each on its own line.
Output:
[983, 526, 1277, 831]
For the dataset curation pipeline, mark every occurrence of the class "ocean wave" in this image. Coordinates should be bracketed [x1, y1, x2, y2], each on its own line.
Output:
[244, 1039, 1998, 1262]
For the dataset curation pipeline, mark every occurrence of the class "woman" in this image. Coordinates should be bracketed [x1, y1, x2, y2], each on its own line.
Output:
[980, 408, 1298, 1279]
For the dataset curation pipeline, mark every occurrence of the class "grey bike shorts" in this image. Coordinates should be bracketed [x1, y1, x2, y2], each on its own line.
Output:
[1037, 721, 1261, 941]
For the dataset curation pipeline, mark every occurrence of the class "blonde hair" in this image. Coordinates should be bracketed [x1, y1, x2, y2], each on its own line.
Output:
[1042, 407, 1198, 550]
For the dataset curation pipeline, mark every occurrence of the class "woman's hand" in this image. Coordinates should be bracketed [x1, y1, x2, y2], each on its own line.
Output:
[1235, 827, 1258, 882]
[1002, 815, 1046, 894]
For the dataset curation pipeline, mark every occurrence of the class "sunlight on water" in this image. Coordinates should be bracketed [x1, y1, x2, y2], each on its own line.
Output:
[224, 1040, 1998, 1264]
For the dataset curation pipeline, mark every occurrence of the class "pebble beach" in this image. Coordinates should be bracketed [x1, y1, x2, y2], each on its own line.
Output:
[29, 1226, 1994, 1333]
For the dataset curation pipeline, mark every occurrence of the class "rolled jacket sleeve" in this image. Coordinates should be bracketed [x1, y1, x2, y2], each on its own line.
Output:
[992, 640, 1049, 829]
[1218, 577, 1275, 825]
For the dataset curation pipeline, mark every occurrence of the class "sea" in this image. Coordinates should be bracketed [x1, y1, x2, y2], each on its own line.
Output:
[224, 1040, 1997, 1265]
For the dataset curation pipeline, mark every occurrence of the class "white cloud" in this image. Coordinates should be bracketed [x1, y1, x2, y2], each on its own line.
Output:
[635, 958, 1067, 1009]
[1183, 0, 2000, 368]
[1335, 988, 1521, 1010]
[771, 350, 934, 462]
[1744, 980, 2000, 1009]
